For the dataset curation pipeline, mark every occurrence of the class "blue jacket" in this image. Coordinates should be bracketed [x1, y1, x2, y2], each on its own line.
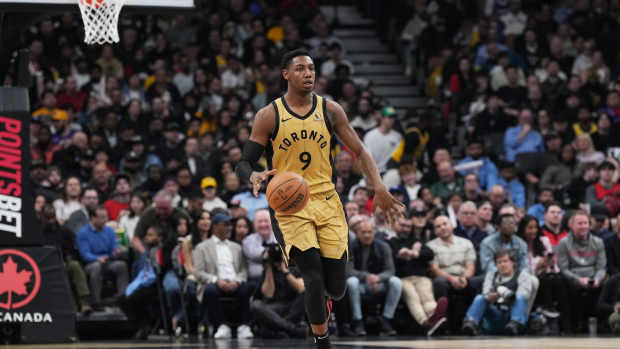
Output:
[77, 223, 118, 263]
[457, 156, 499, 191]
[480, 233, 529, 274]
[488, 176, 526, 208]
[504, 126, 545, 162]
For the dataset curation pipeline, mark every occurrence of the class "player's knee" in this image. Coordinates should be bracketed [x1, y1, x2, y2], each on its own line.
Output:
[326, 277, 347, 301]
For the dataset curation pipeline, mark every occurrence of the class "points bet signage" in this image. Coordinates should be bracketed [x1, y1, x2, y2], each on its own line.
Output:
[0, 87, 74, 343]
[0, 87, 41, 246]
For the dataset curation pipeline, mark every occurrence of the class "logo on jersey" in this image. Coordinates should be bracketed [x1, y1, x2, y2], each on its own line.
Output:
[313, 113, 321, 122]
[277, 130, 328, 151]
[282, 117, 293, 122]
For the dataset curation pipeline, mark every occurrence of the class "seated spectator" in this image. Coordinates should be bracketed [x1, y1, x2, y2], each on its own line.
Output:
[119, 225, 161, 340]
[463, 173, 485, 204]
[132, 190, 191, 254]
[598, 274, 620, 334]
[517, 215, 569, 330]
[389, 214, 448, 336]
[565, 163, 599, 209]
[574, 134, 605, 165]
[457, 138, 499, 191]
[346, 218, 401, 336]
[64, 187, 99, 234]
[480, 214, 529, 274]
[430, 161, 464, 203]
[363, 106, 402, 174]
[242, 208, 277, 291]
[488, 185, 507, 217]
[118, 193, 148, 247]
[606, 212, 620, 276]
[586, 160, 620, 216]
[231, 216, 253, 244]
[487, 160, 525, 208]
[455, 201, 487, 252]
[103, 174, 131, 222]
[591, 206, 613, 240]
[504, 109, 545, 162]
[476, 201, 496, 235]
[526, 187, 554, 226]
[427, 215, 477, 328]
[41, 203, 92, 314]
[250, 259, 307, 338]
[462, 249, 533, 336]
[201, 176, 227, 212]
[410, 203, 435, 243]
[231, 181, 269, 220]
[77, 206, 128, 307]
[334, 150, 363, 199]
[540, 203, 567, 246]
[53, 176, 83, 225]
[557, 210, 607, 333]
[193, 213, 253, 339]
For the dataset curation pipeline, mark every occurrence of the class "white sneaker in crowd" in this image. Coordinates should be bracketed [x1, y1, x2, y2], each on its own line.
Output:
[237, 324, 254, 339]
[213, 324, 232, 339]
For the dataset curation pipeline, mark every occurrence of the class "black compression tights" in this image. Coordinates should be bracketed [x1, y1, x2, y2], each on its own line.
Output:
[290, 246, 347, 325]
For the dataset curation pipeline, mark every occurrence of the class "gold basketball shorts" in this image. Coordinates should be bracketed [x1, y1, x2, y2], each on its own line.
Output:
[275, 188, 349, 261]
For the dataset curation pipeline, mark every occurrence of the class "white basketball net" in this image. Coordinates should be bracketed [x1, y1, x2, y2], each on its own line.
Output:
[78, 0, 125, 45]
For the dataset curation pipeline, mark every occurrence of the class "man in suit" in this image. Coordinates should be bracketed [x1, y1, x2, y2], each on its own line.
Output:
[193, 213, 253, 339]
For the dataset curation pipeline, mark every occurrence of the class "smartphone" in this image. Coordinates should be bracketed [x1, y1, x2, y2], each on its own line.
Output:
[588, 279, 595, 287]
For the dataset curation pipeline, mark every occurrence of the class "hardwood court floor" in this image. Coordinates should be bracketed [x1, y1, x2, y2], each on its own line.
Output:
[3, 337, 620, 349]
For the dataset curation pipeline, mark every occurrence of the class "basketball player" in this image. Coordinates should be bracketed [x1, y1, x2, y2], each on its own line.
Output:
[236, 49, 405, 348]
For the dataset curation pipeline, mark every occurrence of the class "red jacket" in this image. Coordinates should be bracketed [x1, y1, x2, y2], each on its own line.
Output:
[541, 225, 567, 247]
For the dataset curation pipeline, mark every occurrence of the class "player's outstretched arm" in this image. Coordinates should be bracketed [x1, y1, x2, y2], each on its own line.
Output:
[327, 100, 405, 225]
[235, 105, 277, 197]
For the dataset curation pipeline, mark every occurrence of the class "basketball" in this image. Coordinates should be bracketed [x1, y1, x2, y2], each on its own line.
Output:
[266, 171, 310, 215]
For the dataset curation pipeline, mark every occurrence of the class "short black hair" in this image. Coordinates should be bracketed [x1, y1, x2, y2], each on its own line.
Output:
[89, 205, 107, 218]
[281, 48, 312, 69]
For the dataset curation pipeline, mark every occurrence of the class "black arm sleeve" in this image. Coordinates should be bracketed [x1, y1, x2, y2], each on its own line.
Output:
[235, 140, 266, 183]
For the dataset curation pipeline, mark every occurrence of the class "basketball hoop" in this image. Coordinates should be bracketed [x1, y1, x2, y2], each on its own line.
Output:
[78, 0, 125, 45]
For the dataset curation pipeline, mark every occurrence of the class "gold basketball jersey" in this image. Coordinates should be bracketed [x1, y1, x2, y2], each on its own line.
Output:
[269, 94, 335, 194]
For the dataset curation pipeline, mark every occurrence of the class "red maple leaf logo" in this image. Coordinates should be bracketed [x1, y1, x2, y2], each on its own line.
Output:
[0, 257, 32, 310]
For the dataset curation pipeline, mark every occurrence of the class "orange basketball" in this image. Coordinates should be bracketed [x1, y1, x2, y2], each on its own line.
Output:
[266, 171, 310, 215]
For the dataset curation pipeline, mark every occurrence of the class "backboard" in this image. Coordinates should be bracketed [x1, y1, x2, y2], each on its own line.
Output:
[0, 0, 197, 11]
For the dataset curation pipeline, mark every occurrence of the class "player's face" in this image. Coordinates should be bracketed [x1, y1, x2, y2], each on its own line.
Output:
[283, 56, 315, 92]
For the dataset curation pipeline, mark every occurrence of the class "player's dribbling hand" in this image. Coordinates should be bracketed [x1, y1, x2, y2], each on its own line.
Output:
[249, 169, 277, 197]
[372, 186, 406, 227]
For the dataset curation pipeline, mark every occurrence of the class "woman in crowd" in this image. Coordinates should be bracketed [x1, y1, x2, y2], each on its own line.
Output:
[231, 215, 253, 244]
[517, 215, 569, 333]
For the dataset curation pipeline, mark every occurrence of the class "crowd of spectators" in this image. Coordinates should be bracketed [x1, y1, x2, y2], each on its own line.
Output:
[7, 0, 620, 340]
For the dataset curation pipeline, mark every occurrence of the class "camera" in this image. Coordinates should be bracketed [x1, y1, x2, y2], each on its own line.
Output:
[263, 242, 282, 264]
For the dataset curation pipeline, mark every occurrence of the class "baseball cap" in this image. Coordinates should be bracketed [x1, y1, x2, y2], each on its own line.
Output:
[211, 213, 232, 225]
[591, 205, 609, 220]
[381, 106, 397, 117]
[201, 176, 217, 189]
[125, 151, 140, 161]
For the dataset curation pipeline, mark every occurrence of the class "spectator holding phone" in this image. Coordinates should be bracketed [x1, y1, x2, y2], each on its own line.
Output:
[557, 210, 607, 333]
[517, 215, 570, 331]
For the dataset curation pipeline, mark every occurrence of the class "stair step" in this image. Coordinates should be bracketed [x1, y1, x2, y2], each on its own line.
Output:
[334, 28, 376, 38]
[373, 86, 419, 97]
[355, 64, 403, 75]
[320, 6, 375, 26]
[387, 96, 428, 109]
[357, 75, 411, 86]
[350, 53, 399, 64]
